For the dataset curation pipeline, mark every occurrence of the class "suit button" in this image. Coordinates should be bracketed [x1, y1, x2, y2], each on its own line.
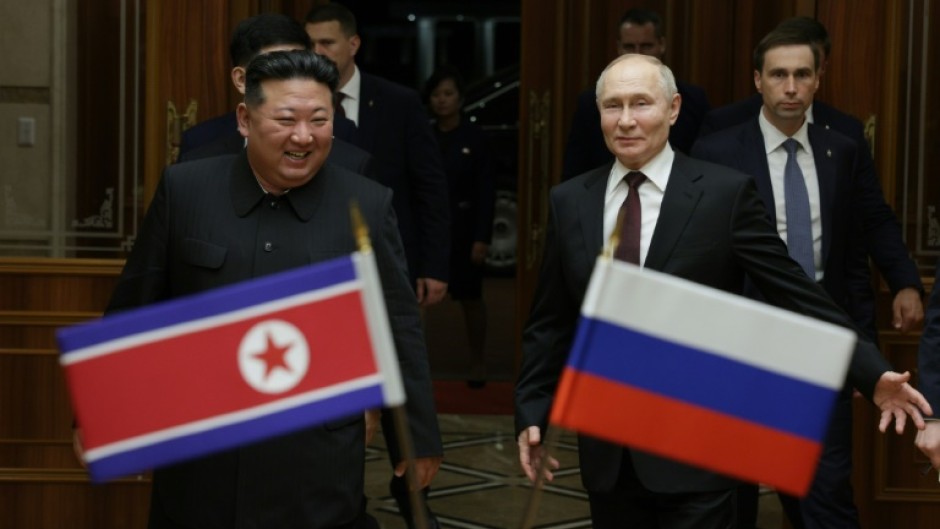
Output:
[263, 241, 273, 252]
[269, 200, 277, 209]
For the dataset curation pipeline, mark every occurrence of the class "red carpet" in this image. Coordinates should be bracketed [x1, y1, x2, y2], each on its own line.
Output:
[432, 380, 514, 415]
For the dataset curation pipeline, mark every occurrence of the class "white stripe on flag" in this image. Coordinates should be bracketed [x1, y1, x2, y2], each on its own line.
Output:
[581, 259, 854, 390]
[83, 373, 384, 462]
[353, 251, 406, 406]
[62, 281, 361, 365]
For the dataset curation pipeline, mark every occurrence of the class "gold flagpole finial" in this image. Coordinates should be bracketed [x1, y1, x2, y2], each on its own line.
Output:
[349, 200, 373, 253]
[603, 206, 626, 260]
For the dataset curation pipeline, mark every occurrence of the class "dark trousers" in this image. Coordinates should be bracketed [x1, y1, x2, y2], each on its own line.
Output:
[734, 394, 858, 529]
[780, 394, 859, 529]
[588, 451, 735, 529]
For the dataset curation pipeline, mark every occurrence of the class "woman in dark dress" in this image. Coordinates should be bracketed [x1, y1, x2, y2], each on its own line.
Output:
[424, 66, 496, 388]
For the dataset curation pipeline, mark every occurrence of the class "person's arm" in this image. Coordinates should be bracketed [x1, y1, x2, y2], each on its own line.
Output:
[371, 189, 443, 480]
[401, 89, 450, 305]
[728, 176, 930, 430]
[846, 119, 924, 329]
[515, 191, 581, 480]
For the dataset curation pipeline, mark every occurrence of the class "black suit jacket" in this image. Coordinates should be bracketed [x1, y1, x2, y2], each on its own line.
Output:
[698, 96, 922, 296]
[108, 153, 441, 528]
[690, 119, 872, 335]
[514, 152, 890, 495]
[350, 72, 451, 282]
[561, 81, 711, 179]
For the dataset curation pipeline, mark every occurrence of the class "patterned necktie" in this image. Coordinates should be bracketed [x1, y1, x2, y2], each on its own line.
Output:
[782, 138, 815, 278]
[614, 171, 647, 265]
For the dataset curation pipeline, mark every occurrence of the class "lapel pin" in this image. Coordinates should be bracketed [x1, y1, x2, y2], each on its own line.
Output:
[827, 148, 832, 158]
[462, 147, 471, 155]
[368, 100, 374, 108]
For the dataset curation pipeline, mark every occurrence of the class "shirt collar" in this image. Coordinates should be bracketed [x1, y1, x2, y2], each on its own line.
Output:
[758, 108, 811, 154]
[231, 151, 324, 221]
[607, 143, 675, 195]
[341, 66, 362, 102]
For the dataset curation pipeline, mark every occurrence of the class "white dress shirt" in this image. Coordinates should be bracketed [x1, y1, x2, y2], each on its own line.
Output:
[603, 144, 674, 267]
[338, 66, 362, 126]
[758, 111, 823, 281]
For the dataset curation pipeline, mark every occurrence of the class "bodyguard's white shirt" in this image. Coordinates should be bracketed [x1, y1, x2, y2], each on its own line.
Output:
[758, 110, 823, 281]
[603, 145, 674, 267]
[338, 66, 362, 126]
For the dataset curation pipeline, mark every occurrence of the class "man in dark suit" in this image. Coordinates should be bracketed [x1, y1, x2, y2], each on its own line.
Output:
[561, 8, 710, 180]
[691, 26, 922, 529]
[177, 13, 368, 175]
[916, 262, 940, 471]
[698, 17, 924, 336]
[304, 6, 450, 527]
[103, 50, 442, 529]
[305, 3, 450, 309]
[514, 53, 931, 529]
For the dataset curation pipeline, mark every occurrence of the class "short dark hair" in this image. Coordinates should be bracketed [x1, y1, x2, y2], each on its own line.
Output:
[229, 13, 311, 67]
[775, 16, 831, 58]
[620, 8, 664, 38]
[244, 50, 339, 108]
[753, 27, 820, 72]
[304, 3, 358, 36]
[423, 65, 466, 103]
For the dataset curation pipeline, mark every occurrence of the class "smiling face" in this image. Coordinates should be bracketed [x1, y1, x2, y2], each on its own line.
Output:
[237, 77, 334, 194]
[597, 55, 680, 169]
[755, 44, 819, 136]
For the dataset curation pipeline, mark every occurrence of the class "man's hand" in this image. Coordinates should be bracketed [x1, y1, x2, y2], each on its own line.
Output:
[915, 422, 940, 470]
[365, 409, 381, 446]
[873, 371, 933, 434]
[393, 456, 443, 490]
[892, 287, 924, 332]
[416, 278, 447, 307]
[517, 426, 559, 482]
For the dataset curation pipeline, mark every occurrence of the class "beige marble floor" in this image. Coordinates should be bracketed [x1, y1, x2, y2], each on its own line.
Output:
[363, 414, 785, 529]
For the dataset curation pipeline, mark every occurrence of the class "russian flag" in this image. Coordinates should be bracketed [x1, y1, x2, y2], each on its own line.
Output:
[549, 257, 854, 496]
[57, 251, 404, 483]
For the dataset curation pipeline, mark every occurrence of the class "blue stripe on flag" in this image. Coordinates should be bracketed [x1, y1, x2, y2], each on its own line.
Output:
[86, 384, 383, 482]
[59, 256, 357, 354]
[572, 317, 836, 441]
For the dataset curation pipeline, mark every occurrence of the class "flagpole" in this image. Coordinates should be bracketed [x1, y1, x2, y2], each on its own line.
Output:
[350, 201, 430, 529]
[517, 426, 562, 529]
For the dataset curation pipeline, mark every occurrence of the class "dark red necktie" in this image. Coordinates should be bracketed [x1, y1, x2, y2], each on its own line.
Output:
[613, 171, 647, 264]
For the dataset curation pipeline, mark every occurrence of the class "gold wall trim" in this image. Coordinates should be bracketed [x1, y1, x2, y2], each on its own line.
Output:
[0, 348, 58, 356]
[0, 468, 150, 484]
[0, 258, 124, 276]
[0, 311, 101, 326]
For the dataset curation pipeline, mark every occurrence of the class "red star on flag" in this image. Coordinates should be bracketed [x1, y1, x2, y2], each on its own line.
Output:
[254, 332, 293, 378]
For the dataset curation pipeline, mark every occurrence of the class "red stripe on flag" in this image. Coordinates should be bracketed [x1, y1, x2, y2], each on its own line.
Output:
[550, 368, 821, 496]
[67, 292, 377, 449]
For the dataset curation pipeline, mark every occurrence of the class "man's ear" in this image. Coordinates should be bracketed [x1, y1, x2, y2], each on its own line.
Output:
[236, 103, 250, 138]
[232, 67, 247, 95]
[349, 34, 361, 57]
[753, 69, 762, 93]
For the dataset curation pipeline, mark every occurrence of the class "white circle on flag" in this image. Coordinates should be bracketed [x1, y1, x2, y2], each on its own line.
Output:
[238, 319, 310, 394]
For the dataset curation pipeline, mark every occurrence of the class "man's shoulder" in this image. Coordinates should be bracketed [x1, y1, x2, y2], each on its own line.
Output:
[180, 112, 239, 151]
[701, 95, 763, 131]
[676, 152, 754, 186]
[813, 101, 865, 137]
[361, 71, 420, 101]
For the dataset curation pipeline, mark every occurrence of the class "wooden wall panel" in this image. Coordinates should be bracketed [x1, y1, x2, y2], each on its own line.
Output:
[0, 258, 152, 528]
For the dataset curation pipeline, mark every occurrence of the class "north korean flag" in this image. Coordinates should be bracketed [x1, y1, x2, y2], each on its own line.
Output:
[57, 252, 404, 482]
